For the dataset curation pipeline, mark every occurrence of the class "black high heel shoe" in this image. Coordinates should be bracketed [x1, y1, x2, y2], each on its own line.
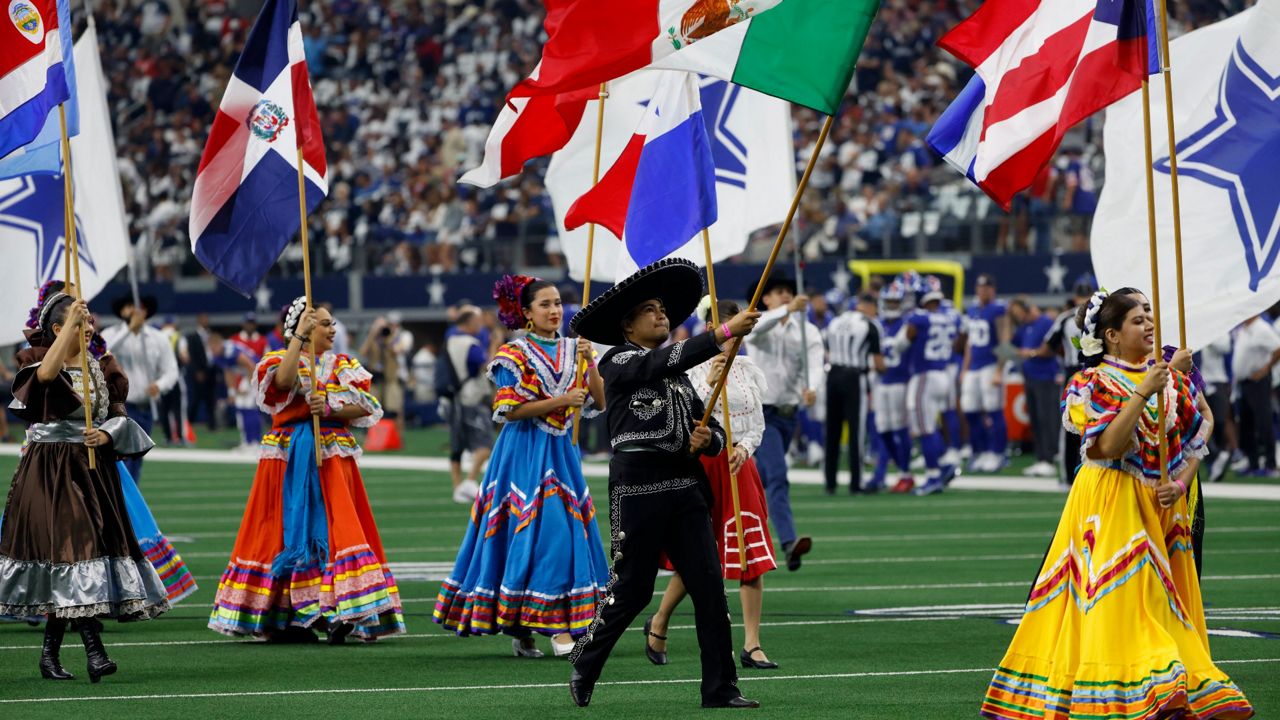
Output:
[39, 618, 74, 680]
[643, 616, 668, 666]
[77, 619, 118, 683]
[326, 621, 355, 645]
[740, 646, 779, 670]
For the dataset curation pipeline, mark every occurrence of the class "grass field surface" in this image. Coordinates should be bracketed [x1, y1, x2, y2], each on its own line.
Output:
[0, 446, 1276, 718]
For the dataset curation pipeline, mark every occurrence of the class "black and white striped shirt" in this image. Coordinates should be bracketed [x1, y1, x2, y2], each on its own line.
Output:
[824, 311, 881, 369]
[1047, 308, 1082, 370]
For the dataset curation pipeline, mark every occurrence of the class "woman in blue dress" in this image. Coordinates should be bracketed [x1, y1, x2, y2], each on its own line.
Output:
[434, 275, 609, 658]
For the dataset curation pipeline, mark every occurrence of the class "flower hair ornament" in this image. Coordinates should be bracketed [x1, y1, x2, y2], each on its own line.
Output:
[696, 294, 714, 323]
[282, 296, 309, 339]
[492, 274, 537, 331]
[1072, 289, 1110, 358]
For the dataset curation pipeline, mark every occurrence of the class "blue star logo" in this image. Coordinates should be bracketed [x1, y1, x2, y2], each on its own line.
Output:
[638, 76, 749, 190]
[0, 175, 95, 286]
[1155, 41, 1280, 291]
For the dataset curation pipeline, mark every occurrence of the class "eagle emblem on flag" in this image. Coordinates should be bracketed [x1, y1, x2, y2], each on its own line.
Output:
[246, 99, 290, 143]
[669, 0, 755, 49]
[9, 0, 44, 43]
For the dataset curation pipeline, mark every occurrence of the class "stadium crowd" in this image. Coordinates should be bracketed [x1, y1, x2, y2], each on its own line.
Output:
[91, 0, 1247, 286]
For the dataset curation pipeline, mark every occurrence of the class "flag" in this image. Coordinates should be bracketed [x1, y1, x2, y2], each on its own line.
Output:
[460, 0, 787, 188]
[0, 0, 73, 160]
[0, 24, 129, 345]
[648, 0, 881, 114]
[565, 72, 718, 269]
[926, 0, 1159, 209]
[189, 0, 327, 297]
[546, 71, 794, 283]
[1091, 0, 1280, 351]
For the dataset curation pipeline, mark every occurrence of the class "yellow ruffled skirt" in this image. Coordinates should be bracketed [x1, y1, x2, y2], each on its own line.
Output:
[981, 465, 1253, 719]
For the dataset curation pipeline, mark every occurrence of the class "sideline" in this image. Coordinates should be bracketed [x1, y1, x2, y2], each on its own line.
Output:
[3, 445, 1278, 501]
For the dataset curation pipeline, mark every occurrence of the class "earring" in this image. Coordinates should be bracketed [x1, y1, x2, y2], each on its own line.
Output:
[526, 319, 534, 332]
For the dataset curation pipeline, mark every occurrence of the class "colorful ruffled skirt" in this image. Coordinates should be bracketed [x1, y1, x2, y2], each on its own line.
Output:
[434, 419, 609, 637]
[208, 422, 404, 640]
[118, 461, 197, 604]
[981, 465, 1253, 719]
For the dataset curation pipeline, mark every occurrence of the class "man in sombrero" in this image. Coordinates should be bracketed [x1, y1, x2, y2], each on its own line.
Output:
[567, 258, 762, 709]
[102, 293, 178, 481]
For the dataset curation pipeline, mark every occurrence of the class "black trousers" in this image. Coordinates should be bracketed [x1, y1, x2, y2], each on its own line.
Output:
[571, 452, 739, 705]
[1204, 384, 1231, 470]
[1025, 379, 1061, 463]
[1059, 365, 1082, 484]
[1238, 378, 1274, 470]
[824, 366, 865, 491]
[158, 386, 184, 443]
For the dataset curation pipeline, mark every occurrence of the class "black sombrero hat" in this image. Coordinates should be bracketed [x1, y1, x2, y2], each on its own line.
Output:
[570, 258, 703, 346]
[746, 273, 797, 301]
[111, 294, 159, 320]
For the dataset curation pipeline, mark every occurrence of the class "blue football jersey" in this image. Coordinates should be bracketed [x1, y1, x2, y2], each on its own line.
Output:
[906, 309, 959, 374]
[966, 300, 1007, 370]
[878, 316, 911, 385]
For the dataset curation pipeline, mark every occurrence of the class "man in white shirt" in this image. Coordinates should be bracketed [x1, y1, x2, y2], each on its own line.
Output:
[1199, 334, 1236, 482]
[743, 275, 823, 571]
[101, 295, 180, 481]
[1231, 316, 1280, 477]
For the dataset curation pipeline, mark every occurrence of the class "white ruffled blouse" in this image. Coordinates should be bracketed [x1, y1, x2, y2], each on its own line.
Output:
[687, 354, 768, 457]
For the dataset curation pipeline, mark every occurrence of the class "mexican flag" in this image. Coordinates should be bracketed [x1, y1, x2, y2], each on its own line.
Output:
[650, 0, 881, 115]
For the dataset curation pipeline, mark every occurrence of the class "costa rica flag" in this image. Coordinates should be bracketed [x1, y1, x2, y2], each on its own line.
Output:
[189, 0, 327, 297]
[0, 0, 73, 161]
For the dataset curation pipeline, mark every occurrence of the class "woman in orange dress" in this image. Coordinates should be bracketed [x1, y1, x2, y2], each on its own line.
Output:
[209, 298, 404, 643]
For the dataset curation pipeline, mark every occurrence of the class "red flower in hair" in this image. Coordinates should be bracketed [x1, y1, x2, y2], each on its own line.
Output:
[493, 274, 537, 330]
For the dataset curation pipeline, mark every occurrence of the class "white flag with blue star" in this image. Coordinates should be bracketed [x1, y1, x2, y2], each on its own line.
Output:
[0, 24, 128, 345]
[1092, 0, 1280, 351]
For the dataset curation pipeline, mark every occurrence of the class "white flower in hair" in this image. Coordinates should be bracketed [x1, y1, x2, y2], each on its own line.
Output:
[1079, 333, 1104, 357]
[696, 294, 713, 323]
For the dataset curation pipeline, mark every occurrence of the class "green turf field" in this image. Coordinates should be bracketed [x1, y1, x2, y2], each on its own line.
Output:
[0, 452, 1276, 718]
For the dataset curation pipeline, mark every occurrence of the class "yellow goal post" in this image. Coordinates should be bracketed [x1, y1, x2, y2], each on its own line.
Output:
[847, 260, 966, 307]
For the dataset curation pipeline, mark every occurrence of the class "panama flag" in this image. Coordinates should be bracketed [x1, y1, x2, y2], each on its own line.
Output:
[1092, 0, 1280, 351]
[460, 0, 786, 188]
[926, 0, 1159, 209]
[190, 0, 326, 297]
[564, 72, 717, 271]
[0, 0, 73, 161]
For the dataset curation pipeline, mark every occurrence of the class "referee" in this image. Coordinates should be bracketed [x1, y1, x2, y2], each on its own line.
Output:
[822, 293, 884, 494]
[1045, 281, 1094, 486]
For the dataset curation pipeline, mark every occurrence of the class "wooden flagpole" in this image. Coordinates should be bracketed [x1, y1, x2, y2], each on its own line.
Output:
[59, 103, 95, 470]
[1153, 0, 1188, 346]
[571, 82, 609, 445]
[296, 147, 323, 467]
[697, 114, 834, 429]
[701, 228, 748, 575]
[1140, 81, 1170, 486]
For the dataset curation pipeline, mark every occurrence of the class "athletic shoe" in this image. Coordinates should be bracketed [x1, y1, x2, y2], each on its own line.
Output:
[891, 475, 916, 494]
[968, 453, 993, 473]
[939, 463, 959, 487]
[1209, 453, 1230, 483]
[1230, 451, 1250, 473]
[940, 448, 960, 468]
[864, 477, 886, 493]
[914, 477, 945, 496]
[910, 455, 926, 471]
[987, 454, 1009, 473]
[452, 479, 479, 504]
[1023, 461, 1057, 477]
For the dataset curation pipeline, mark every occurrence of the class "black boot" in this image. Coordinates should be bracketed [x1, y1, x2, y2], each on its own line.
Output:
[39, 618, 74, 680]
[77, 618, 118, 683]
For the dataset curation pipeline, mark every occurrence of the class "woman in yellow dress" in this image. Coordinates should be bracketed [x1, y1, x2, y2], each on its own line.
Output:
[980, 288, 1253, 719]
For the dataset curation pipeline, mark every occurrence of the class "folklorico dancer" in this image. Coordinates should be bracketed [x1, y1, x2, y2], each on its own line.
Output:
[434, 275, 609, 658]
[980, 288, 1253, 720]
[646, 296, 781, 671]
[1, 291, 169, 683]
[16, 282, 196, 607]
[209, 298, 405, 643]
[567, 258, 762, 709]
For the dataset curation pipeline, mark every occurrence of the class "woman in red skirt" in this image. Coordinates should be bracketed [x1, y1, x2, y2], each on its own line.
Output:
[645, 297, 779, 670]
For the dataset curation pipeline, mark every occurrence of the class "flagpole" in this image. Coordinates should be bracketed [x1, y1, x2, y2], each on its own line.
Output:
[1140, 80, 1170, 487]
[793, 234, 811, 394]
[1154, 0, 1187, 346]
[296, 146, 323, 467]
[59, 103, 95, 470]
[571, 82, 608, 446]
[697, 114, 834, 430]
[701, 228, 748, 576]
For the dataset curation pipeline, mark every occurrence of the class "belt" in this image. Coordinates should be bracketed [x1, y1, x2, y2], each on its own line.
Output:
[765, 404, 798, 418]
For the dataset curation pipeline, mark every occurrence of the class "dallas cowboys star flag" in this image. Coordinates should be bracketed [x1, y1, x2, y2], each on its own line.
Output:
[190, 0, 326, 297]
[0, 23, 129, 345]
[547, 71, 793, 283]
[1091, 0, 1280, 351]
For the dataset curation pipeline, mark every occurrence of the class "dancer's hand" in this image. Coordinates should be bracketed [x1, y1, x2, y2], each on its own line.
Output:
[729, 445, 748, 474]
[690, 424, 712, 452]
[562, 388, 589, 409]
[83, 428, 110, 447]
[706, 355, 727, 386]
[1137, 362, 1169, 400]
[576, 340, 594, 366]
[725, 310, 761, 339]
[64, 299, 90, 330]
[296, 308, 317, 340]
[308, 392, 328, 416]
[1169, 348, 1192, 374]
[1156, 477, 1186, 508]
[788, 295, 809, 314]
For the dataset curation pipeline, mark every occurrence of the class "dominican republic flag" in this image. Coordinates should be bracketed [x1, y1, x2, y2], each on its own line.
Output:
[926, 0, 1159, 209]
[564, 71, 718, 269]
[460, 0, 786, 188]
[190, 0, 326, 297]
[0, 0, 73, 161]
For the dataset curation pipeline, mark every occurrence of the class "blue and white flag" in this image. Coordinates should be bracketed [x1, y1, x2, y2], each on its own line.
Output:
[1091, 0, 1280, 350]
[0, 24, 129, 345]
[0, 0, 74, 162]
[0, 0, 77, 178]
[546, 71, 795, 283]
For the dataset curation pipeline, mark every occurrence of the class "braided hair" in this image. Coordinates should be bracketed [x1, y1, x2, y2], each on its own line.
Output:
[281, 296, 308, 340]
[1074, 287, 1144, 367]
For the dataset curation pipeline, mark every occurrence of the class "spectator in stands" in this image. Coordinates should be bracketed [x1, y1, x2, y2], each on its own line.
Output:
[1009, 296, 1060, 478]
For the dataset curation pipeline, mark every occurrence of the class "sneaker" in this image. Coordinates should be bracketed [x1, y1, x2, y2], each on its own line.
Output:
[1230, 451, 1250, 473]
[891, 475, 916, 494]
[968, 453, 993, 473]
[864, 477, 886, 493]
[452, 480, 479, 504]
[1023, 461, 1056, 477]
[914, 477, 945, 496]
[940, 448, 960, 468]
[1209, 453, 1230, 483]
[807, 441, 825, 468]
[910, 455, 926, 471]
[939, 463, 959, 487]
[987, 454, 1009, 473]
